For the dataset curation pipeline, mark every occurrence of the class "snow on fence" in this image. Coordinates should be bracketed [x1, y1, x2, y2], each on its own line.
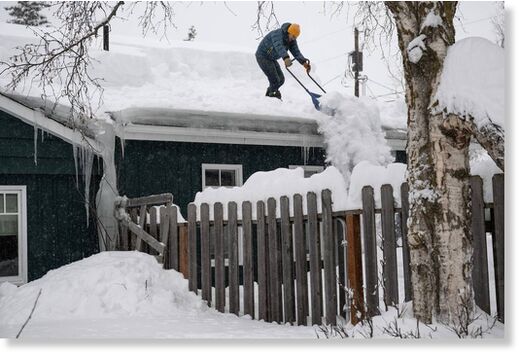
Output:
[114, 174, 504, 325]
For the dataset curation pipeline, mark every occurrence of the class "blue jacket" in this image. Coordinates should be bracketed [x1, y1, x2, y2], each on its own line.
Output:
[256, 23, 307, 64]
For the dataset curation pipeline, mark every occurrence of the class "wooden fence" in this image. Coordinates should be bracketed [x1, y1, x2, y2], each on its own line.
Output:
[115, 174, 505, 325]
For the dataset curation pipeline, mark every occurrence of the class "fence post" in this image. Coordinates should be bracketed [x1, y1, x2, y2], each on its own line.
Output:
[200, 203, 212, 306]
[322, 189, 337, 326]
[228, 201, 239, 316]
[267, 197, 282, 323]
[381, 184, 398, 308]
[362, 186, 380, 317]
[346, 213, 365, 325]
[280, 196, 295, 324]
[400, 183, 412, 302]
[470, 176, 490, 314]
[214, 202, 225, 313]
[492, 174, 504, 322]
[293, 194, 309, 325]
[188, 203, 198, 294]
[307, 192, 322, 325]
[256, 200, 269, 321]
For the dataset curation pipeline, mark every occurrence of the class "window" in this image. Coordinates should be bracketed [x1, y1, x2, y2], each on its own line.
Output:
[202, 164, 243, 190]
[289, 165, 324, 178]
[0, 186, 27, 285]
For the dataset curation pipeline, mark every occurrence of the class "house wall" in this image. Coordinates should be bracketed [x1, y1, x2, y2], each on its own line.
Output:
[0, 111, 100, 281]
[115, 138, 326, 217]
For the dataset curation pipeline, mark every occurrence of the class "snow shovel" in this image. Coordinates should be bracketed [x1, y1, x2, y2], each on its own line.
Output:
[285, 59, 326, 110]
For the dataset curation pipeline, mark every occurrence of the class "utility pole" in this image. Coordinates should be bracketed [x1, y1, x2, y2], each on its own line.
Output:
[354, 27, 359, 97]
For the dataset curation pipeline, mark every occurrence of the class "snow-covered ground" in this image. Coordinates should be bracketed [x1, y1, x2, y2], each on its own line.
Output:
[0, 252, 504, 339]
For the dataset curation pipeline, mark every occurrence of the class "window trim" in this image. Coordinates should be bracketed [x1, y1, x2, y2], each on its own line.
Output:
[201, 164, 243, 190]
[0, 186, 28, 285]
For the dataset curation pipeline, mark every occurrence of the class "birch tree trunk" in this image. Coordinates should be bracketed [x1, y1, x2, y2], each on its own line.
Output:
[386, 1, 474, 324]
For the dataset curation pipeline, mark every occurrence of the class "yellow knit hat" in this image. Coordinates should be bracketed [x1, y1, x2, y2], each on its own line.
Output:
[287, 23, 300, 38]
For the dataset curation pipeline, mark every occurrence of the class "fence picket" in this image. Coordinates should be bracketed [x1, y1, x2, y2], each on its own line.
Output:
[322, 189, 337, 326]
[307, 192, 322, 325]
[470, 176, 490, 314]
[214, 202, 225, 313]
[200, 203, 212, 306]
[400, 183, 412, 302]
[267, 197, 282, 323]
[492, 174, 505, 322]
[187, 203, 198, 294]
[362, 186, 379, 317]
[346, 214, 364, 324]
[293, 194, 308, 326]
[169, 206, 179, 271]
[159, 206, 169, 266]
[280, 196, 295, 324]
[228, 202, 239, 316]
[242, 201, 254, 318]
[381, 184, 398, 308]
[256, 200, 269, 321]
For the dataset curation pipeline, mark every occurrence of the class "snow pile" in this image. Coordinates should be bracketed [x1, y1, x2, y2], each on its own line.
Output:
[0, 252, 205, 324]
[317, 92, 394, 186]
[434, 37, 505, 129]
[193, 166, 348, 219]
[346, 161, 407, 209]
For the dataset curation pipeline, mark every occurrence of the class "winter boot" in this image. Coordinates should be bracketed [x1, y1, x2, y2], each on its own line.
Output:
[266, 89, 282, 100]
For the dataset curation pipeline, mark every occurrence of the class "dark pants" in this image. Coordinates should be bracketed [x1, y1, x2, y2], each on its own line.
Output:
[256, 55, 285, 93]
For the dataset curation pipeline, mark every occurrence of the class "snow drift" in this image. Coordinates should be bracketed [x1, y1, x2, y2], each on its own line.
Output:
[0, 252, 205, 325]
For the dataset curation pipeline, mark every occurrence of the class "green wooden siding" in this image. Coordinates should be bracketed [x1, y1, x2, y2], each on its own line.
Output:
[1, 111, 100, 281]
[115, 138, 326, 217]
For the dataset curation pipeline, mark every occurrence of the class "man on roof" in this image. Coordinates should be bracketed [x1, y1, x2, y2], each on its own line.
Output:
[255, 22, 311, 100]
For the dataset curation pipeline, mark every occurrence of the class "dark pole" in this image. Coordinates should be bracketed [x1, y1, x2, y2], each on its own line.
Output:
[354, 27, 359, 97]
[103, 25, 109, 51]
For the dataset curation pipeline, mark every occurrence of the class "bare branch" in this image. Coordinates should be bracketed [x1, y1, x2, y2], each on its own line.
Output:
[251, 1, 280, 38]
[0, 1, 177, 135]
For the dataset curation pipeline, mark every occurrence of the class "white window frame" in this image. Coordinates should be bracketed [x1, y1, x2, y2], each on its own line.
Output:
[201, 164, 243, 190]
[0, 186, 28, 285]
[289, 165, 324, 177]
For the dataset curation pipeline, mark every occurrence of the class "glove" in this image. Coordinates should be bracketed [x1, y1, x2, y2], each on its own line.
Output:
[303, 59, 311, 72]
[283, 57, 293, 68]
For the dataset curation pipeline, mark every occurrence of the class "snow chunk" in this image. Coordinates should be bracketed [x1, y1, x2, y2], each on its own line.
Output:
[346, 161, 407, 209]
[434, 37, 504, 129]
[193, 166, 349, 219]
[317, 92, 394, 186]
[407, 34, 427, 63]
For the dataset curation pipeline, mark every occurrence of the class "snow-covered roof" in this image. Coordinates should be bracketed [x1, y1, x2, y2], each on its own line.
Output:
[0, 22, 408, 131]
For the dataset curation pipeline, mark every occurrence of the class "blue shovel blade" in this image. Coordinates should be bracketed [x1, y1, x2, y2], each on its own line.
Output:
[309, 92, 321, 110]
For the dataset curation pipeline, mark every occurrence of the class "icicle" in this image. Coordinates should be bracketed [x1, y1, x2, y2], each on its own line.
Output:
[33, 126, 38, 166]
[73, 145, 79, 189]
[82, 146, 94, 226]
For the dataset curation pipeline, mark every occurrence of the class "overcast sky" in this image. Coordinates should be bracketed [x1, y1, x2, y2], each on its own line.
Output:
[0, 1, 503, 98]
